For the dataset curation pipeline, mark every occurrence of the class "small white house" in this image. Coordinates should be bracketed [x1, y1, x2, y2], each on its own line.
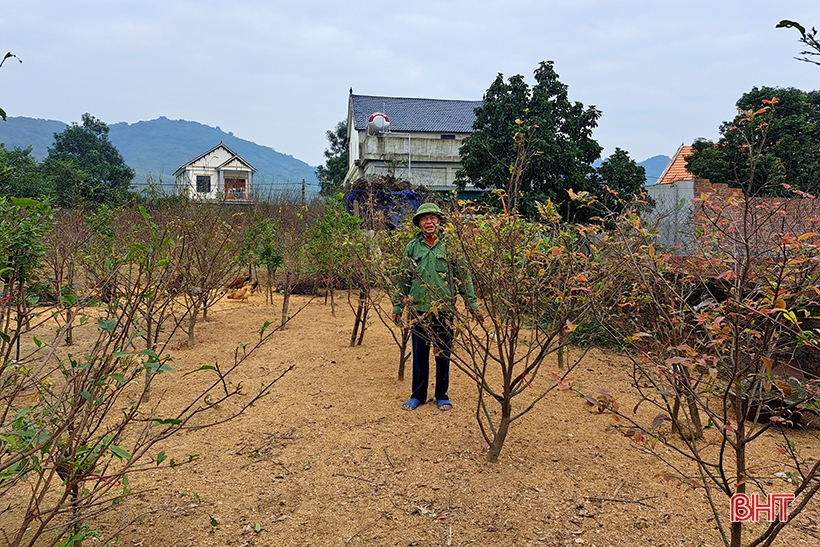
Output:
[174, 143, 256, 202]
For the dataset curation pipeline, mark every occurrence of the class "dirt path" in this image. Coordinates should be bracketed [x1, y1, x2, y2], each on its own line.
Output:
[10, 294, 820, 546]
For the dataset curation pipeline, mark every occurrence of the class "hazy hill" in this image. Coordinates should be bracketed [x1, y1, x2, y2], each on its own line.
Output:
[0, 117, 66, 157]
[639, 154, 672, 185]
[0, 116, 319, 194]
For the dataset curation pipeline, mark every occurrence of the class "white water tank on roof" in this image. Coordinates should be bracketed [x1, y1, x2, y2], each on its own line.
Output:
[367, 112, 390, 134]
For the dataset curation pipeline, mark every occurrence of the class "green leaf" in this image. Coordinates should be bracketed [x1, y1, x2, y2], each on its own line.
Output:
[109, 445, 131, 460]
[776, 19, 806, 35]
[183, 364, 215, 377]
[149, 417, 182, 425]
[98, 318, 117, 333]
[10, 197, 41, 207]
[209, 515, 218, 527]
[32, 336, 42, 348]
[143, 360, 175, 373]
[254, 522, 262, 533]
[14, 405, 33, 420]
[156, 451, 167, 465]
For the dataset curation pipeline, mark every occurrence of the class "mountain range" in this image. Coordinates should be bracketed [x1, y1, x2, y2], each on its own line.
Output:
[0, 115, 670, 194]
[0, 116, 320, 194]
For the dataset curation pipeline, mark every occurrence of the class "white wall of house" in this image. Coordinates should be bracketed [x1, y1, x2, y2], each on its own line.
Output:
[349, 129, 469, 189]
[175, 146, 254, 200]
[176, 168, 220, 200]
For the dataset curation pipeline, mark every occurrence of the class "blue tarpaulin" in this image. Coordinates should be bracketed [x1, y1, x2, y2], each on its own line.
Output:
[345, 189, 428, 228]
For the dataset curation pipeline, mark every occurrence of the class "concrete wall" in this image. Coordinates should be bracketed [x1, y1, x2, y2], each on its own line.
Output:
[644, 180, 695, 252]
[350, 130, 467, 189]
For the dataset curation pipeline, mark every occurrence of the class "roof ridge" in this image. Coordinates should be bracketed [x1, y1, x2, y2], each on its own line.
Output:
[351, 93, 481, 104]
[656, 144, 696, 185]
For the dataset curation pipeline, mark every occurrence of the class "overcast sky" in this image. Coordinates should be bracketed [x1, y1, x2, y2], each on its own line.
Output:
[2, 1, 820, 168]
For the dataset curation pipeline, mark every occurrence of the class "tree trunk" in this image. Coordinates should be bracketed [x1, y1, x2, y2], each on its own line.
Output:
[350, 288, 368, 347]
[486, 400, 512, 463]
[281, 272, 293, 328]
[142, 317, 154, 403]
[557, 328, 567, 369]
[731, 397, 747, 547]
[187, 303, 200, 347]
[356, 300, 369, 346]
[65, 264, 75, 346]
[266, 268, 274, 305]
[398, 325, 410, 381]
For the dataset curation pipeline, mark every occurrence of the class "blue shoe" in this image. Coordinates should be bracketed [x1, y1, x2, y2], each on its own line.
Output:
[402, 398, 422, 411]
[437, 399, 453, 411]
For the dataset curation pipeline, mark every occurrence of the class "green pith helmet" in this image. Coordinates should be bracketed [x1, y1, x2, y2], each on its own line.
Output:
[412, 202, 445, 226]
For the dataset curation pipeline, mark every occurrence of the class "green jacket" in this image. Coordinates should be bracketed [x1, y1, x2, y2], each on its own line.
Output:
[392, 232, 477, 315]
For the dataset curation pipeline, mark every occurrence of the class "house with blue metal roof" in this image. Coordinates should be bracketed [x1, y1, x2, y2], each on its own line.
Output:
[345, 91, 483, 192]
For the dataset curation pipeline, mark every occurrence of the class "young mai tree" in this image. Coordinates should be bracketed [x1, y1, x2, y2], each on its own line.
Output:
[585, 98, 820, 547]
[0, 202, 298, 547]
[443, 196, 598, 462]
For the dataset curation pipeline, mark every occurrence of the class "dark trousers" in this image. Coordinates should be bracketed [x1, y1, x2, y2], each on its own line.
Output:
[410, 313, 453, 402]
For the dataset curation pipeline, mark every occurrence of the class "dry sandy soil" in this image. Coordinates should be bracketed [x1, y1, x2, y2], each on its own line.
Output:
[7, 293, 820, 546]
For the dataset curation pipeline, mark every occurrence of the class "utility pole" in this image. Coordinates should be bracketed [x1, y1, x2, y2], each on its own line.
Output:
[301, 179, 306, 206]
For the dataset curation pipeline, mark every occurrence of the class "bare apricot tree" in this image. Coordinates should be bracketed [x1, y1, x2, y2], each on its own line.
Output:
[444, 198, 597, 462]
[42, 208, 91, 346]
[0, 202, 300, 547]
[177, 204, 245, 346]
[585, 99, 820, 547]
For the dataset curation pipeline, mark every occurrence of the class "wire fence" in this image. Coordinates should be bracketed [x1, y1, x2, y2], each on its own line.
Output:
[132, 178, 321, 202]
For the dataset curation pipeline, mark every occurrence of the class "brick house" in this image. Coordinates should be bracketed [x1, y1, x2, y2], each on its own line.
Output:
[645, 145, 820, 253]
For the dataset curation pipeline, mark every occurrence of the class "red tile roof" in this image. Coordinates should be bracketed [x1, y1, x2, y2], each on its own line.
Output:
[657, 145, 696, 185]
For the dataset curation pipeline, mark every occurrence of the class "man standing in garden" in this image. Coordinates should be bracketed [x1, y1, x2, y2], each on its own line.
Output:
[392, 202, 480, 411]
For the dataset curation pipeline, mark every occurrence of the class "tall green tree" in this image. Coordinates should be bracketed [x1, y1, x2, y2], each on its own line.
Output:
[686, 87, 820, 196]
[316, 119, 348, 196]
[0, 145, 52, 199]
[593, 147, 646, 212]
[456, 61, 602, 217]
[44, 113, 135, 206]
